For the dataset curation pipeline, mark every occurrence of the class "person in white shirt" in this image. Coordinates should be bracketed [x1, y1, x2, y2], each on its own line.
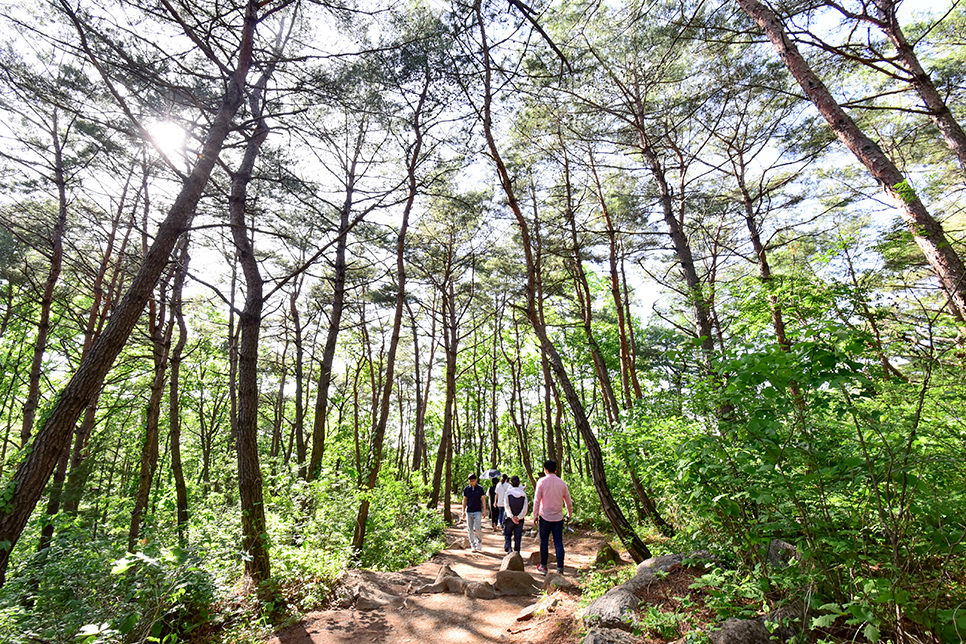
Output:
[495, 474, 509, 527]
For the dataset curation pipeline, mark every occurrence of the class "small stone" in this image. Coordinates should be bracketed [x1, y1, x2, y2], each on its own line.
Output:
[516, 603, 539, 621]
[500, 551, 525, 572]
[526, 551, 556, 566]
[581, 626, 641, 644]
[493, 570, 539, 595]
[543, 573, 580, 592]
[709, 618, 772, 644]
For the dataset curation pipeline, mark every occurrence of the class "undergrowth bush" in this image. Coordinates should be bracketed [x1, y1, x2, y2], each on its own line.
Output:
[0, 526, 214, 644]
[626, 330, 966, 642]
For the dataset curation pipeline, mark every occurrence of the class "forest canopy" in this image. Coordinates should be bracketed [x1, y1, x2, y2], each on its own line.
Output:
[0, 0, 964, 641]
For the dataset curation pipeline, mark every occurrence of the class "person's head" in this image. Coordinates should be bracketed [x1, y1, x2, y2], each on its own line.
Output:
[543, 459, 558, 474]
[468, 473, 478, 486]
[511, 475, 520, 487]
[502, 474, 508, 483]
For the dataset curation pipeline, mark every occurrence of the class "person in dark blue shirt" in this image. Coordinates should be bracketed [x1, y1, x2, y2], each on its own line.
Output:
[461, 473, 488, 552]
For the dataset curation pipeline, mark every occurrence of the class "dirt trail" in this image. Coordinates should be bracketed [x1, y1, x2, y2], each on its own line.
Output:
[268, 520, 604, 644]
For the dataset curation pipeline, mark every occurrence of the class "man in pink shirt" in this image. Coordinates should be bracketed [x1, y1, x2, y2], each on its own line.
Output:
[531, 459, 573, 575]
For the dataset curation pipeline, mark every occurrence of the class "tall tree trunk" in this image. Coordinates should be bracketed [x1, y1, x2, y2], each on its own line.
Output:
[408, 300, 429, 474]
[737, 0, 966, 322]
[564, 155, 675, 537]
[406, 302, 426, 473]
[870, 0, 966, 172]
[307, 126, 365, 482]
[128, 292, 173, 552]
[351, 75, 427, 553]
[588, 150, 642, 404]
[430, 282, 458, 523]
[228, 50, 280, 585]
[639, 139, 716, 369]
[290, 289, 306, 478]
[475, 0, 650, 562]
[129, 156, 175, 552]
[168, 241, 190, 546]
[489, 294, 502, 469]
[0, 3, 259, 584]
[501, 318, 536, 489]
[21, 110, 68, 448]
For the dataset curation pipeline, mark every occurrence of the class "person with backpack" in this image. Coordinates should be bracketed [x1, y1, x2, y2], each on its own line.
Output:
[502, 475, 528, 553]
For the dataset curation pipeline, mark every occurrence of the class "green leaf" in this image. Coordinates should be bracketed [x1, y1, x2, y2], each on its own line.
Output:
[863, 623, 880, 641]
[111, 557, 133, 575]
[118, 613, 138, 634]
[811, 614, 838, 628]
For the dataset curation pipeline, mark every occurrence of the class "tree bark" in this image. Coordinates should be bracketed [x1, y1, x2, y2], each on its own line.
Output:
[430, 282, 459, 522]
[737, 0, 966, 322]
[290, 289, 306, 477]
[63, 174, 136, 515]
[870, 0, 966, 172]
[228, 44, 282, 584]
[0, 1, 260, 586]
[169, 240, 190, 545]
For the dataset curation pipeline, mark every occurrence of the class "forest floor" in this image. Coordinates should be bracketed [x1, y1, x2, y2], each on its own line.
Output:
[265, 520, 607, 644]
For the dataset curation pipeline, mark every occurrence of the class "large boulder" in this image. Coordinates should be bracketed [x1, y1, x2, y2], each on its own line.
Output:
[414, 564, 496, 599]
[331, 569, 408, 611]
[500, 551, 525, 572]
[581, 626, 641, 644]
[578, 588, 638, 631]
[493, 570, 539, 596]
[636, 553, 683, 575]
[709, 618, 773, 644]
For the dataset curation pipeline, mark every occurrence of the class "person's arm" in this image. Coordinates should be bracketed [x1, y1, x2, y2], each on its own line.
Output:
[462, 491, 467, 517]
[564, 486, 573, 521]
[532, 481, 542, 522]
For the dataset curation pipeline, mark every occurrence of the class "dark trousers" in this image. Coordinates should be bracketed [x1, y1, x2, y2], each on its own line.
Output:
[538, 517, 564, 570]
[503, 518, 523, 552]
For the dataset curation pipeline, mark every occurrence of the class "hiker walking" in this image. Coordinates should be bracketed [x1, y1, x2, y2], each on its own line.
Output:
[502, 475, 528, 553]
[494, 474, 509, 528]
[488, 477, 499, 531]
[531, 459, 572, 575]
[461, 473, 488, 552]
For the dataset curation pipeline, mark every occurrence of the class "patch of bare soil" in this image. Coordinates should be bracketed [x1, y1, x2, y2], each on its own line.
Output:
[268, 519, 607, 644]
